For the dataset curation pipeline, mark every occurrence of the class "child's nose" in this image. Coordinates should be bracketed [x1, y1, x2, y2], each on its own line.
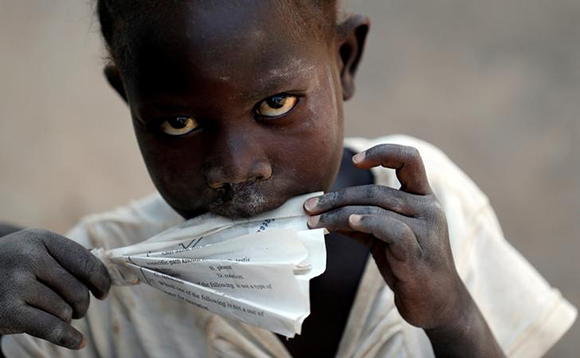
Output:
[205, 133, 272, 189]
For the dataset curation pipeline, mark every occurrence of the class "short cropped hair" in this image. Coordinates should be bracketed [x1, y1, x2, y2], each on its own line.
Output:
[96, 0, 338, 69]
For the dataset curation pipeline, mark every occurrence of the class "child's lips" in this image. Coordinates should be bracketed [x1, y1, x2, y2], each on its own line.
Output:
[208, 196, 278, 218]
[207, 182, 287, 218]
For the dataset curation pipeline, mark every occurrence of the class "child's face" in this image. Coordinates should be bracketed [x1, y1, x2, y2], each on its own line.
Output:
[116, 2, 363, 219]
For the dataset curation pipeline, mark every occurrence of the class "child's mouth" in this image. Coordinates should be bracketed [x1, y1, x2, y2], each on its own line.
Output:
[208, 181, 278, 218]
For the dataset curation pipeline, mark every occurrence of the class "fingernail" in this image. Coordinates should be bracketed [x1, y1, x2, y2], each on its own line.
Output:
[79, 336, 87, 349]
[308, 215, 320, 228]
[349, 214, 362, 224]
[352, 152, 365, 164]
[304, 198, 319, 211]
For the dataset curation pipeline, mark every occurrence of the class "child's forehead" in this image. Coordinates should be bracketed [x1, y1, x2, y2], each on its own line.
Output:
[123, 2, 330, 92]
[132, 0, 325, 48]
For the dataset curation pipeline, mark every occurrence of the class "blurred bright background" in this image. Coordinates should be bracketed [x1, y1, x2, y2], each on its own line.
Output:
[0, 0, 578, 356]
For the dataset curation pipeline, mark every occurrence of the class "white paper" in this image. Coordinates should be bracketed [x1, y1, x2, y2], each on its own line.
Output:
[91, 192, 326, 337]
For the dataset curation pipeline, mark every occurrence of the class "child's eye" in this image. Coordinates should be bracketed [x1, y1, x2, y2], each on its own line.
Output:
[256, 94, 298, 117]
[160, 116, 199, 136]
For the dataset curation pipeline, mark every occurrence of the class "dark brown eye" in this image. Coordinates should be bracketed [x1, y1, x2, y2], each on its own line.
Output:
[160, 116, 198, 136]
[256, 94, 298, 117]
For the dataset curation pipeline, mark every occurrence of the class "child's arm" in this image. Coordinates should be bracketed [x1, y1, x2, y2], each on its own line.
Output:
[305, 144, 505, 358]
[0, 228, 111, 351]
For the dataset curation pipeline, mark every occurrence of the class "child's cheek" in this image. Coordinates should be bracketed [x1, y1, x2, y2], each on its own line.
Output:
[269, 92, 343, 191]
[132, 123, 207, 202]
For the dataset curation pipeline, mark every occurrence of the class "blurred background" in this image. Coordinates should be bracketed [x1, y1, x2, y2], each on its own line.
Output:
[0, 0, 578, 356]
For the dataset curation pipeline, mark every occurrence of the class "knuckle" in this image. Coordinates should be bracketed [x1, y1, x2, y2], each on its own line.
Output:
[423, 198, 445, 221]
[392, 221, 412, 239]
[1, 233, 35, 254]
[364, 185, 380, 199]
[389, 195, 406, 213]
[16, 229, 59, 258]
[404, 146, 421, 160]
[374, 144, 389, 154]
[11, 270, 34, 289]
[429, 199, 443, 214]
[22, 228, 52, 242]
[30, 229, 68, 250]
[0, 258, 32, 281]
[16, 227, 39, 236]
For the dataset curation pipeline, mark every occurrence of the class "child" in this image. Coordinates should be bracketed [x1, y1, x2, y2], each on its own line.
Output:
[0, 0, 576, 357]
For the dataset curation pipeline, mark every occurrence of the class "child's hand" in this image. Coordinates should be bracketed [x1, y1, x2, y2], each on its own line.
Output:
[304, 144, 466, 330]
[0, 228, 111, 350]
[305, 144, 506, 357]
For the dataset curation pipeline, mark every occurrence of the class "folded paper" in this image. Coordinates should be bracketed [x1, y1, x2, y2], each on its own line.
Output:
[92, 192, 326, 337]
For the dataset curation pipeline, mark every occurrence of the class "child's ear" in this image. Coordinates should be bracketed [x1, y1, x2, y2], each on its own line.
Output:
[104, 63, 128, 104]
[335, 14, 370, 101]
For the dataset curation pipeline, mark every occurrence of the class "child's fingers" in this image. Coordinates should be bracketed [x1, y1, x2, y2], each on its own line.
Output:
[39, 230, 111, 300]
[352, 144, 432, 195]
[348, 214, 420, 263]
[307, 205, 410, 233]
[23, 281, 74, 324]
[19, 306, 86, 350]
[304, 184, 421, 217]
[35, 254, 91, 319]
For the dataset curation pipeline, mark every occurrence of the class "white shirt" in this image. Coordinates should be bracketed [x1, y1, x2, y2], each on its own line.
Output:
[3, 135, 576, 358]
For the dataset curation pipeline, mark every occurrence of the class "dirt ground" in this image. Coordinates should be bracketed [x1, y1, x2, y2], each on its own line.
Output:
[0, 0, 578, 356]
